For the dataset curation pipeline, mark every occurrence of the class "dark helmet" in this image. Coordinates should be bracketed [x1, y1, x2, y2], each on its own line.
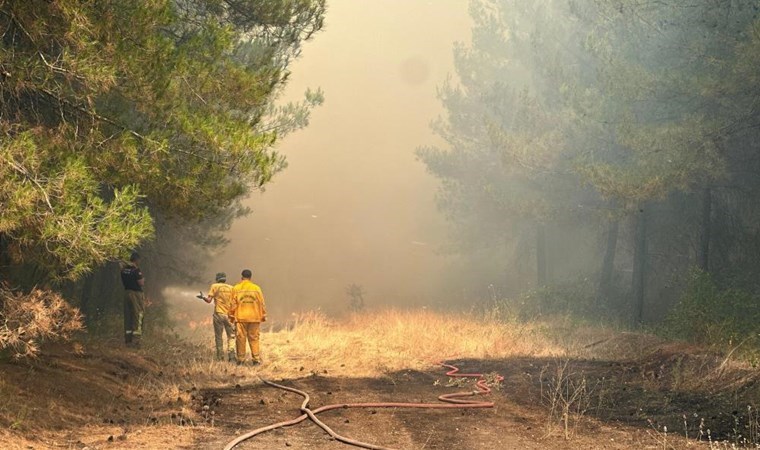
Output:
[215, 272, 227, 282]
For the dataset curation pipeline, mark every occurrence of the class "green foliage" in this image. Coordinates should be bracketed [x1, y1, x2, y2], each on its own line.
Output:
[491, 278, 617, 323]
[570, 2, 754, 210]
[421, 0, 760, 326]
[0, 132, 153, 281]
[0, 0, 325, 284]
[663, 271, 760, 347]
[417, 0, 596, 263]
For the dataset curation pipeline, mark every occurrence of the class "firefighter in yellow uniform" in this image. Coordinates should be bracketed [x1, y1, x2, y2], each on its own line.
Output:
[228, 269, 267, 366]
[206, 272, 236, 361]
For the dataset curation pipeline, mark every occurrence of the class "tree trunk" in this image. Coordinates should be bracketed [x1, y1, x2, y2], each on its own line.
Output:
[697, 186, 711, 272]
[631, 206, 648, 325]
[597, 219, 619, 306]
[536, 223, 547, 287]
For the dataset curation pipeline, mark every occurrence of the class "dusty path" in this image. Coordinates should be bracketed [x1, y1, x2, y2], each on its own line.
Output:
[0, 353, 743, 449]
[3, 313, 756, 449]
[196, 362, 688, 450]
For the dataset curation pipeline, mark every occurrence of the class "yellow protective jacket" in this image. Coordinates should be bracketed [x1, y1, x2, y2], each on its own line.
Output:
[229, 280, 267, 323]
[208, 282, 234, 315]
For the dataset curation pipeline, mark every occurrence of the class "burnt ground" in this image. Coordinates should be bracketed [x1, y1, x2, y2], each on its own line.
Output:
[195, 352, 760, 449]
[3, 341, 760, 449]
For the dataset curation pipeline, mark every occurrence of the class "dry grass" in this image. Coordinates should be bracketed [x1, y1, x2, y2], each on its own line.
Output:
[540, 358, 602, 440]
[0, 287, 83, 358]
[158, 308, 583, 392]
[268, 309, 566, 375]
[3, 308, 755, 449]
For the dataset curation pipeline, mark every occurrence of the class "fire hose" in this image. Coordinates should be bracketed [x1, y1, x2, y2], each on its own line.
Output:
[222, 362, 504, 450]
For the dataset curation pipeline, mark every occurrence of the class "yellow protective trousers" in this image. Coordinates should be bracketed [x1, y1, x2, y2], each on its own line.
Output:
[235, 322, 260, 363]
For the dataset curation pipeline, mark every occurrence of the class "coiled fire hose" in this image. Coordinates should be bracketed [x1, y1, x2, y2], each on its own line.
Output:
[223, 362, 504, 450]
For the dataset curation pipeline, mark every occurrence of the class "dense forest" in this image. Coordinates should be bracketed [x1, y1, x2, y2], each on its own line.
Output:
[2, 0, 760, 358]
[419, 0, 760, 344]
[0, 0, 325, 357]
[4, 2, 760, 447]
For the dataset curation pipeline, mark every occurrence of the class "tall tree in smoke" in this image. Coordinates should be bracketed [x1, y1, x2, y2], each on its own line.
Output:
[417, 0, 595, 293]
[575, 0, 759, 322]
[0, 0, 325, 347]
[421, 0, 760, 326]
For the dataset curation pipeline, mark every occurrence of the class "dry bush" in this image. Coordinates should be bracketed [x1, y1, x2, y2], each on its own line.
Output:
[540, 359, 601, 440]
[0, 288, 83, 358]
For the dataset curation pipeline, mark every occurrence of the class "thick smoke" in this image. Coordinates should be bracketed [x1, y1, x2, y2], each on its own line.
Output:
[194, 0, 472, 317]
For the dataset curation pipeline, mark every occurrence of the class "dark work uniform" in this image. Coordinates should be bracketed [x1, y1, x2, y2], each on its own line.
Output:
[120, 264, 145, 346]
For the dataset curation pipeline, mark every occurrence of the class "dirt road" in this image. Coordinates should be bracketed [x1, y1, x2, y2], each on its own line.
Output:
[2, 312, 755, 449]
[196, 360, 692, 450]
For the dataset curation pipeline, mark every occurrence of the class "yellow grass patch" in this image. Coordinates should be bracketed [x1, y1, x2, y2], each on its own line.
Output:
[170, 309, 576, 388]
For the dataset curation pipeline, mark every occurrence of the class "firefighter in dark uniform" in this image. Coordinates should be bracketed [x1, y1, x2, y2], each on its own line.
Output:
[121, 252, 145, 348]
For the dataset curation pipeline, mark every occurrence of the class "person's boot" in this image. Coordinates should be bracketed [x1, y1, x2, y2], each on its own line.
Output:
[125, 333, 133, 347]
[227, 352, 235, 363]
[132, 335, 141, 349]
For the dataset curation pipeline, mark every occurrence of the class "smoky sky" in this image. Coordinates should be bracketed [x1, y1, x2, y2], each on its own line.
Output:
[206, 0, 471, 315]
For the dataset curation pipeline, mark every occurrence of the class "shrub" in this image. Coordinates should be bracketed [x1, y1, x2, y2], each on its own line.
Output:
[490, 278, 610, 322]
[663, 270, 760, 347]
[346, 283, 366, 312]
[0, 288, 83, 358]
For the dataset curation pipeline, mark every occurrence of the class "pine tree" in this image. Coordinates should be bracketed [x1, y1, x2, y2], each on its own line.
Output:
[0, 0, 325, 284]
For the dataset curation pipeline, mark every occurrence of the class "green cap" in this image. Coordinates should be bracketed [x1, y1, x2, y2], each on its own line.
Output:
[215, 272, 227, 282]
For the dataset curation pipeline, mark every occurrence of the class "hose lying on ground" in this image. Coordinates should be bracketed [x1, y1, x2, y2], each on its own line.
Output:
[223, 362, 503, 450]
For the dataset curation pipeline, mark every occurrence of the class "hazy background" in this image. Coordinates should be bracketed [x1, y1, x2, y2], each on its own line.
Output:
[203, 0, 472, 315]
